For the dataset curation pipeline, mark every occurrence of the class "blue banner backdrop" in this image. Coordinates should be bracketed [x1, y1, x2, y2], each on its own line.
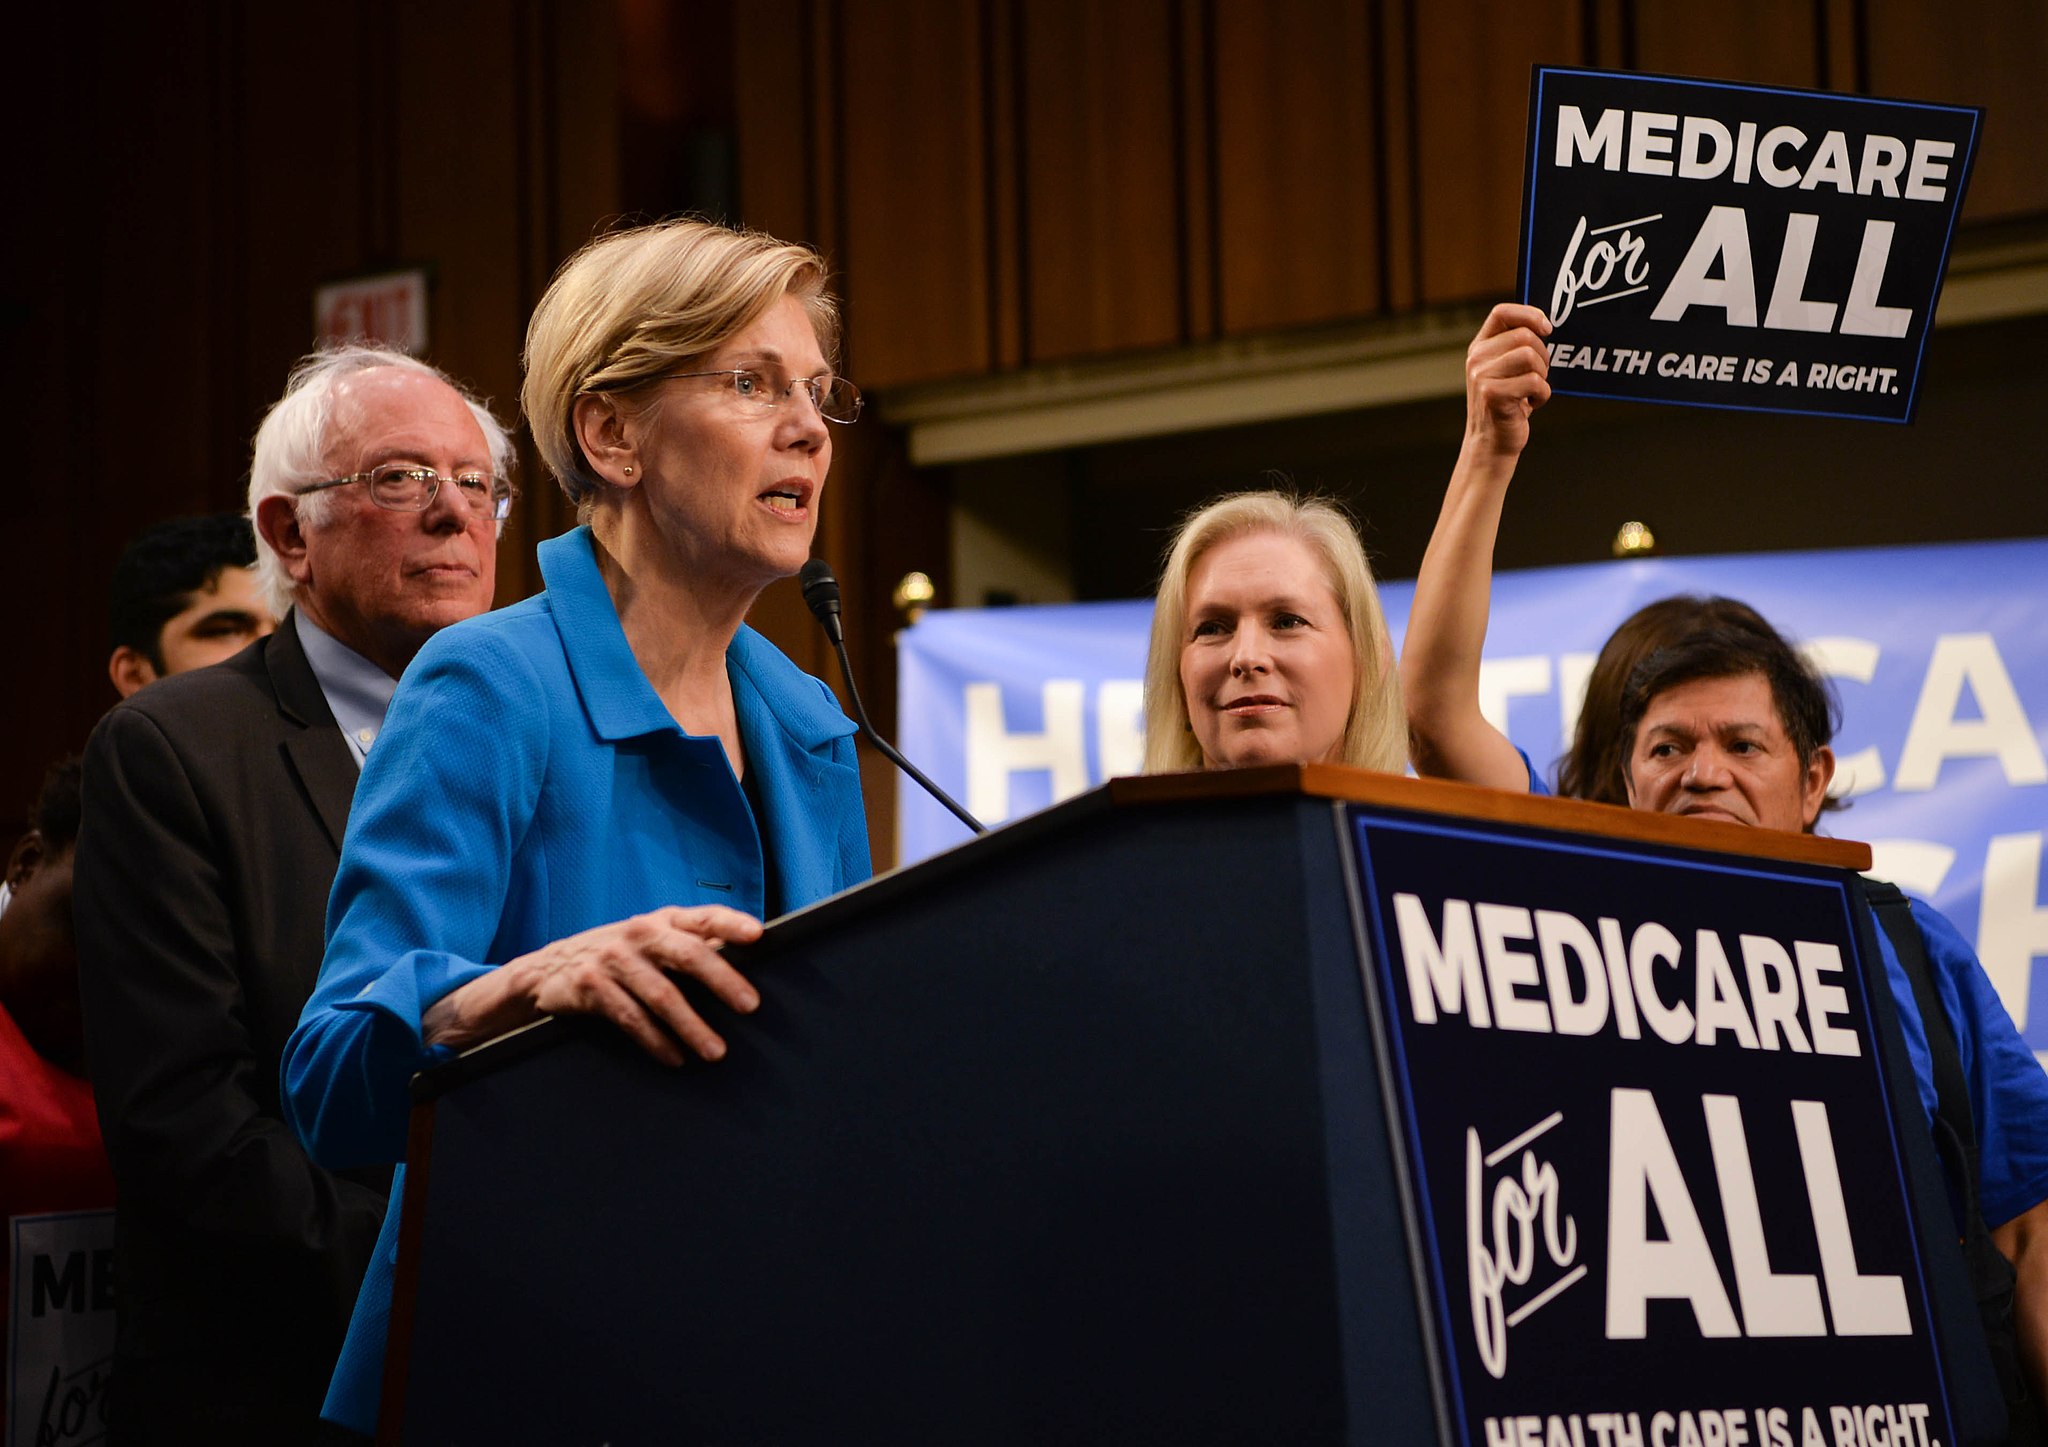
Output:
[896, 538, 2048, 1060]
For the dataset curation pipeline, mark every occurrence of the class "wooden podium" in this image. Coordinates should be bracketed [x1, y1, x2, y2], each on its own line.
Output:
[380, 768, 2003, 1446]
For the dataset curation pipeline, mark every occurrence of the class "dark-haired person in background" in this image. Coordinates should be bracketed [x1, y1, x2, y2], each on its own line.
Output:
[105, 512, 274, 699]
[74, 344, 512, 1444]
[1400, 301, 2048, 1432]
[1613, 623, 2048, 1432]
[0, 758, 117, 1432]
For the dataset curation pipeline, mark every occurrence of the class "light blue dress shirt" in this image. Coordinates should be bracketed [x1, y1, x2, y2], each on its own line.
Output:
[294, 610, 398, 769]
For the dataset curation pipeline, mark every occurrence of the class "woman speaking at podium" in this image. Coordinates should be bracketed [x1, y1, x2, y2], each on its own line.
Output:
[1141, 490, 1408, 775]
[281, 218, 873, 1436]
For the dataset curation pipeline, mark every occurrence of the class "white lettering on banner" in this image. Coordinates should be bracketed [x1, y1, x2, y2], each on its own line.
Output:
[1703, 1095, 1826, 1336]
[1393, 895, 1861, 1056]
[9, 1210, 116, 1447]
[1803, 637, 1885, 796]
[1479, 657, 1553, 737]
[1826, 1402, 1938, 1447]
[1649, 206, 1911, 337]
[963, 681, 1087, 824]
[1793, 1100, 1912, 1334]
[1557, 104, 1626, 170]
[1894, 634, 2047, 791]
[1552, 106, 1953, 202]
[1398, 895, 1489, 1027]
[1480, 904, 1553, 1033]
[1607, 1089, 1743, 1339]
[1443, 635, 2032, 802]
[1467, 1113, 1581, 1379]
[1651, 206, 1757, 326]
[1474, 1408, 1916, 1447]
[1558, 652, 1597, 747]
[1550, 213, 1659, 324]
[1095, 679, 1145, 780]
[1864, 841, 1958, 900]
[1485, 1413, 1659, 1447]
[1607, 1092, 1909, 1341]
[1537, 910, 1611, 1036]
[1842, 222, 1913, 338]
[1978, 832, 2048, 1032]
[1763, 213, 1838, 333]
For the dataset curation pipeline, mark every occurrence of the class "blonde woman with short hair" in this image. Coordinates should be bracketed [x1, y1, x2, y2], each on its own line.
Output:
[282, 218, 873, 1435]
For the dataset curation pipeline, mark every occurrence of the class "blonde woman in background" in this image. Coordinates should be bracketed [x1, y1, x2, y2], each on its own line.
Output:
[1143, 491, 1406, 775]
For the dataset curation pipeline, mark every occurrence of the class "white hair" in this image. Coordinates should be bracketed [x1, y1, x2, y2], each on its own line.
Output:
[246, 345, 516, 619]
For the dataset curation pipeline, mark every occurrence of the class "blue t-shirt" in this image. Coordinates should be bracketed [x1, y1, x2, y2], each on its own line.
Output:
[1873, 899, 2048, 1229]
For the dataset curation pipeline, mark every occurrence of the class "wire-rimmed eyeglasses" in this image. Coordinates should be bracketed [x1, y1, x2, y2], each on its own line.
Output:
[294, 463, 518, 522]
[661, 369, 863, 424]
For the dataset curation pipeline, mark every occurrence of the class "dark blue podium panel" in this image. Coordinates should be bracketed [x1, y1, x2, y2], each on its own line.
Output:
[390, 782, 1993, 1447]
[396, 793, 1434, 1446]
[1346, 808, 1961, 1447]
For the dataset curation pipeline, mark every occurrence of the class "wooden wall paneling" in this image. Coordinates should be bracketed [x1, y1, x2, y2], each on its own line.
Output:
[1630, 1, 1822, 90]
[495, 0, 624, 592]
[1377, 0, 1421, 312]
[1016, 0, 1184, 362]
[1210, 0, 1383, 336]
[833, 0, 994, 387]
[536, 2, 623, 281]
[233, 4, 381, 455]
[1588, 0, 1628, 70]
[1863, 2, 2048, 222]
[733, 7, 821, 248]
[807, 5, 846, 285]
[987, 0, 1026, 369]
[392, 2, 532, 609]
[1410, 0, 1588, 305]
[1175, 0, 1218, 340]
[733, 3, 837, 685]
[1819, 0, 1863, 96]
[95, 8, 241, 500]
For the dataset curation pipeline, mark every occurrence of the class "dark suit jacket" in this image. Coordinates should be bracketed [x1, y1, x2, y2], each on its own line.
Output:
[74, 614, 388, 1446]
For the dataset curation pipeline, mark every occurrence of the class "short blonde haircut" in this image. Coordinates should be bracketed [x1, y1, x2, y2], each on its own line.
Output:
[1142, 491, 1406, 775]
[522, 217, 840, 506]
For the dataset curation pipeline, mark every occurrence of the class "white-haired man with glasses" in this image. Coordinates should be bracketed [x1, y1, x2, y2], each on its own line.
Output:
[73, 345, 513, 1444]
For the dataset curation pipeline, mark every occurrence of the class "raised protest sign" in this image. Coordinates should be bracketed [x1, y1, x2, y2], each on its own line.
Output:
[895, 539, 2048, 1065]
[1517, 67, 1980, 422]
[1347, 809, 1959, 1445]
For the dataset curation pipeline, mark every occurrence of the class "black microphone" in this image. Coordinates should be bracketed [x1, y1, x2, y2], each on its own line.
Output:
[799, 560, 986, 836]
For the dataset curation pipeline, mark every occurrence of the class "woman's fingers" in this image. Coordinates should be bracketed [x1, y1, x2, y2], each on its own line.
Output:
[656, 903, 765, 945]
[518, 906, 769, 1064]
[583, 971, 691, 1068]
[609, 954, 732, 1064]
[1466, 315, 1554, 444]
[1474, 301, 1552, 343]
[642, 922, 763, 1017]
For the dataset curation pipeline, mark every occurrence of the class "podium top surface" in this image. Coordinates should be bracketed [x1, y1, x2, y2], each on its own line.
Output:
[1107, 764, 1872, 872]
[414, 763, 1871, 1097]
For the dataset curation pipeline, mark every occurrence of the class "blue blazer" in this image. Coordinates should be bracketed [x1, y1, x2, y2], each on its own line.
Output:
[282, 526, 871, 1431]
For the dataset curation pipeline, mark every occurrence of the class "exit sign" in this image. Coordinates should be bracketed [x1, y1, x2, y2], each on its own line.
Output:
[314, 267, 430, 353]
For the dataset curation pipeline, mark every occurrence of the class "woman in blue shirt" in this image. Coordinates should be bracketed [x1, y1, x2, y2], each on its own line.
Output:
[281, 218, 873, 1434]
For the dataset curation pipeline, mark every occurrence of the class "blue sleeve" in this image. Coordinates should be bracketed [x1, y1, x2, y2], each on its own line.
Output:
[1911, 900, 2048, 1228]
[281, 624, 548, 1170]
[1517, 747, 1553, 797]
